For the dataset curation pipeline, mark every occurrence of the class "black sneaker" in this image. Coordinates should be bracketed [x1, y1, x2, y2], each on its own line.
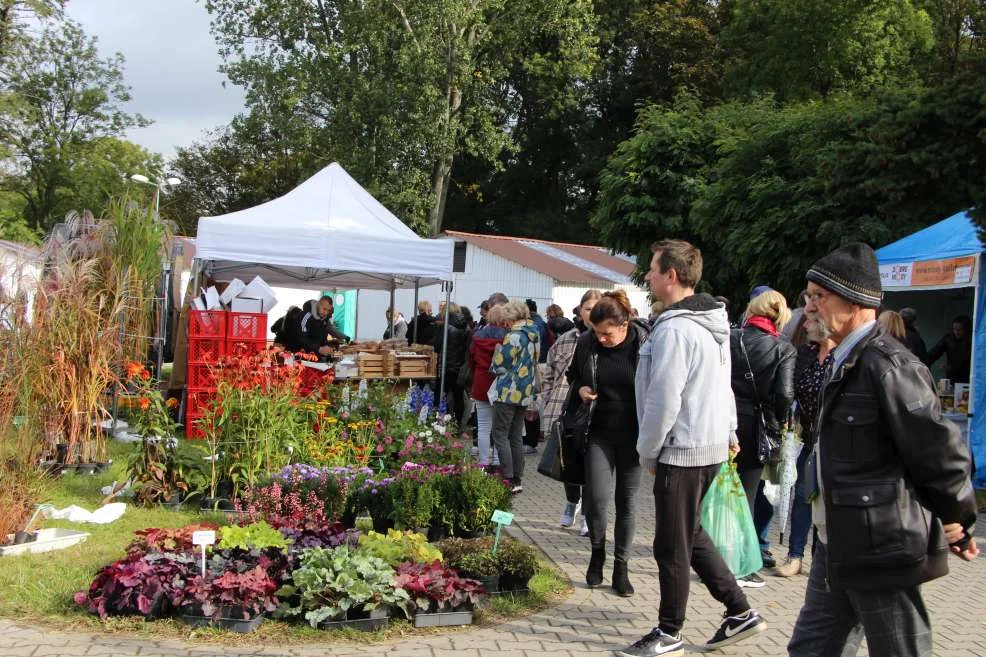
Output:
[761, 550, 776, 568]
[737, 573, 766, 588]
[614, 628, 683, 657]
[704, 610, 767, 650]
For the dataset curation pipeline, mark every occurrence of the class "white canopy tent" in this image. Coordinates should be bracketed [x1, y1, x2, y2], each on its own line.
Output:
[195, 162, 453, 290]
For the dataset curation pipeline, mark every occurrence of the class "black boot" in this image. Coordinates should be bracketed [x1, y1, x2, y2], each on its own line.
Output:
[586, 548, 605, 588]
[612, 560, 634, 597]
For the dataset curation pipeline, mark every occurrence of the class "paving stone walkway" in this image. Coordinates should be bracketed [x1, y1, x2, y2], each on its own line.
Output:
[2, 451, 985, 657]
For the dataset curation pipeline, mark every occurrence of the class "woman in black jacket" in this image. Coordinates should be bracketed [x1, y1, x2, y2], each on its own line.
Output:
[433, 304, 469, 425]
[728, 290, 795, 586]
[566, 290, 648, 597]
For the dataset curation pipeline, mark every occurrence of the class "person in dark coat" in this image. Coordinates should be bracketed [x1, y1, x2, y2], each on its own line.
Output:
[546, 303, 575, 336]
[925, 315, 972, 383]
[433, 305, 469, 425]
[729, 289, 796, 586]
[410, 300, 437, 345]
[299, 296, 350, 358]
[899, 307, 927, 361]
[272, 306, 304, 352]
[525, 299, 553, 364]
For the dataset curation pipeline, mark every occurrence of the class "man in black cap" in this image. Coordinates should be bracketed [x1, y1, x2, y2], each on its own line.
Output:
[477, 300, 490, 328]
[789, 243, 978, 657]
[899, 307, 927, 361]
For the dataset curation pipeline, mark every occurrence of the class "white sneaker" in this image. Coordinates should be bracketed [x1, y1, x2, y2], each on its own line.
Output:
[580, 516, 589, 536]
[560, 501, 580, 527]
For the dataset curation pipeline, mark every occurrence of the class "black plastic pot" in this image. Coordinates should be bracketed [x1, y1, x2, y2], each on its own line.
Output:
[474, 574, 499, 593]
[426, 522, 448, 542]
[74, 463, 98, 475]
[317, 606, 390, 632]
[159, 494, 183, 511]
[181, 608, 265, 633]
[12, 531, 35, 545]
[200, 497, 235, 512]
[215, 480, 234, 499]
[371, 516, 395, 535]
[456, 528, 488, 539]
[498, 573, 532, 592]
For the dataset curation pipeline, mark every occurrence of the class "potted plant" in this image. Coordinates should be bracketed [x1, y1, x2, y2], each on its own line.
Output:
[495, 540, 538, 592]
[127, 435, 206, 509]
[275, 545, 412, 630]
[357, 529, 442, 567]
[451, 551, 500, 593]
[394, 561, 488, 627]
[389, 467, 437, 532]
[217, 521, 292, 552]
[179, 564, 279, 632]
[126, 523, 220, 557]
[74, 552, 196, 620]
[359, 475, 396, 534]
[451, 466, 512, 537]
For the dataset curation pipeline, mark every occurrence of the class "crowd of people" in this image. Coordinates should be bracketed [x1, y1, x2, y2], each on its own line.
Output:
[268, 239, 979, 657]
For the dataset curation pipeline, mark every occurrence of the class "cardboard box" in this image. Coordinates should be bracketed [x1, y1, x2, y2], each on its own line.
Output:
[201, 286, 222, 310]
[219, 278, 246, 306]
[239, 276, 277, 313]
[230, 297, 263, 313]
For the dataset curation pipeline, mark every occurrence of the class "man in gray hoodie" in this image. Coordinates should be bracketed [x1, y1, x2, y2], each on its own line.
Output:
[617, 239, 766, 657]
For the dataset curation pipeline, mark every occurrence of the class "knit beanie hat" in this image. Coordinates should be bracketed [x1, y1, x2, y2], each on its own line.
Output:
[806, 243, 882, 308]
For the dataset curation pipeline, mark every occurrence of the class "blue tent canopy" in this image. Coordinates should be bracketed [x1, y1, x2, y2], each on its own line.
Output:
[876, 211, 981, 264]
[877, 210, 985, 487]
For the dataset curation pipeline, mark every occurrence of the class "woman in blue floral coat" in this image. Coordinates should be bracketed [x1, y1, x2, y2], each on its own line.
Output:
[490, 301, 540, 493]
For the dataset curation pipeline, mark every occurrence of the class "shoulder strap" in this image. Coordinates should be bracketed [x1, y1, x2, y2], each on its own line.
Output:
[738, 332, 766, 418]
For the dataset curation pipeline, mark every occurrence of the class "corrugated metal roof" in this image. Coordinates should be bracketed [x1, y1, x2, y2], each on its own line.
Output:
[444, 231, 637, 284]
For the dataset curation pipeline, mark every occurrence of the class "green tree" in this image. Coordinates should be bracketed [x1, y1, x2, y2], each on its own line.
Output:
[203, 0, 596, 235]
[0, 19, 149, 234]
[0, 0, 63, 65]
[722, 0, 934, 101]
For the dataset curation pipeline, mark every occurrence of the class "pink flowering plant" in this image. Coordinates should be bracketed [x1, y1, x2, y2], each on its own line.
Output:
[393, 560, 488, 612]
[234, 465, 348, 530]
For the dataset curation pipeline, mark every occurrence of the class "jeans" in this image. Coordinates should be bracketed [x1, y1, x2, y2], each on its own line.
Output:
[652, 462, 750, 635]
[583, 435, 641, 563]
[492, 402, 526, 481]
[788, 543, 932, 657]
[475, 400, 494, 466]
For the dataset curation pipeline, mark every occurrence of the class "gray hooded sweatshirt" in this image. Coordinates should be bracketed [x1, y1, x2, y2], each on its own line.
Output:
[635, 293, 737, 468]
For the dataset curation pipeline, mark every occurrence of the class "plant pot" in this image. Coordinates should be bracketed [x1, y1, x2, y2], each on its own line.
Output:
[12, 531, 35, 545]
[413, 607, 474, 628]
[94, 461, 112, 474]
[181, 608, 265, 633]
[40, 461, 67, 475]
[200, 497, 235, 512]
[74, 463, 98, 475]
[215, 480, 234, 499]
[159, 494, 183, 511]
[457, 528, 488, 539]
[371, 516, 394, 535]
[340, 508, 358, 529]
[472, 574, 499, 593]
[317, 605, 390, 632]
[426, 522, 448, 542]
[498, 573, 532, 592]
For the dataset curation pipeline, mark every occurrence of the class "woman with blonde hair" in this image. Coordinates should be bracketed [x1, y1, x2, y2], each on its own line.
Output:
[490, 301, 538, 493]
[878, 309, 907, 342]
[467, 302, 509, 467]
[728, 289, 796, 587]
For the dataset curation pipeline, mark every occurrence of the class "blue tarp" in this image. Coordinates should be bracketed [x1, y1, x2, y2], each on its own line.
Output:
[876, 210, 986, 487]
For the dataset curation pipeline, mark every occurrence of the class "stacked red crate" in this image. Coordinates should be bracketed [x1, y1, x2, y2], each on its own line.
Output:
[186, 310, 226, 438]
[226, 312, 267, 357]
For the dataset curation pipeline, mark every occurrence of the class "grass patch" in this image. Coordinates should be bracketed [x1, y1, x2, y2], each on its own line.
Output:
[0, 439, 570, 643]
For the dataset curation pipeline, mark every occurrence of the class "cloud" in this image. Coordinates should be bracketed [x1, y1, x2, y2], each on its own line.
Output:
[66, 0, 246, 160]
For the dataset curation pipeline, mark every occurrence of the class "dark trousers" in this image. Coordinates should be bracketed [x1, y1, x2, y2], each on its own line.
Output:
[788, 543, 932, 657]
[524, 413, 540, 448]
[739, 466, 774, 554]
[442, 372, 466, 427]
[583, 435, 641, 563]
[492, 402, 526, 482]
[564, 483, 582, 504]
[653, 462, 750, 635]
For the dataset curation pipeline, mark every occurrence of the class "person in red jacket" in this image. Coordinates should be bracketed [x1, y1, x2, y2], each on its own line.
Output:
[468, 293, 509, 466]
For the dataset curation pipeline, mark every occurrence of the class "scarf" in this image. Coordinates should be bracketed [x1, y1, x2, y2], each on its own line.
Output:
[745, 314, 779, 337]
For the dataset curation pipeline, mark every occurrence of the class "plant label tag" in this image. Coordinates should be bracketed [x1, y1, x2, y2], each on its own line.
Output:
[491, 510, 514, 526]
[192, 530, 216, 546]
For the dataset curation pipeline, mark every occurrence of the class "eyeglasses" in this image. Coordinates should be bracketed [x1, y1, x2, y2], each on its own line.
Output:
[803, 291, 831, 305]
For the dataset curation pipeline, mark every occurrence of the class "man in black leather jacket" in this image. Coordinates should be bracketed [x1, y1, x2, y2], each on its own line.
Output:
[788, 243, 978, 657]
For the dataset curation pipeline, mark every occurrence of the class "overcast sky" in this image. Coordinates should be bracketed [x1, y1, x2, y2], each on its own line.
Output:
[65, 0, 246, 163]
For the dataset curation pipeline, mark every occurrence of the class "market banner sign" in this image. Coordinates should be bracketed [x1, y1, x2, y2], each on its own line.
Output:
[879, 255, 977, 288]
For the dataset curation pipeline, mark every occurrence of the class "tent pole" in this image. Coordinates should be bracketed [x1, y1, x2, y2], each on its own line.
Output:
[439, 282, 452, 410]
[389, 280, 396, 341]
[411, 281, 420, 343]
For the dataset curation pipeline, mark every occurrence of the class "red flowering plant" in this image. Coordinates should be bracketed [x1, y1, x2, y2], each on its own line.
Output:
[123, 362, 177, 439]
[206, 349, 309, 497]
[74, 551, 197, 620]
[126, 522, 220, 557]
[394, 560, 488, 612]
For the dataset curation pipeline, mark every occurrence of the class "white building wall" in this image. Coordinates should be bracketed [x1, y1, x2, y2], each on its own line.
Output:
[450, 245, 554, 314]
[552, 282, 650, 320]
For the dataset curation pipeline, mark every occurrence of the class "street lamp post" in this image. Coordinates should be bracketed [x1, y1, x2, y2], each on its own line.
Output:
[130, 174, 182, 380]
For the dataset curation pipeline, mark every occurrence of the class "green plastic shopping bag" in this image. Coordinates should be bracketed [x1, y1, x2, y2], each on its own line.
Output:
[700, 459, 763, 578]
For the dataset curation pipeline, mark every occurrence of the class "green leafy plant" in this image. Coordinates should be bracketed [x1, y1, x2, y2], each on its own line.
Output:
[389, 473, 437, 530]
[496, 539, 538, 580]
[275, 546, 412, 626]
[452, 551, 499, 578]
[451, 467, 512, 535]
[434, 537, 493, 566]
[357, 529, 442, 567]
[218, 521, 291, 551]
[127, 436, 207, 507]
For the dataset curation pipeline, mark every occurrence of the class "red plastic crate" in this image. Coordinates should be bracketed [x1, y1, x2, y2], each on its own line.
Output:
[186, 387, 218, 414]
[187, 337, 225, 364]
[226, 338, 267, 358]
[227, 312, 267, 340]
[189, 310, 227, 339]
[185, 411, 209, 439]
[187, 362, 218, 389]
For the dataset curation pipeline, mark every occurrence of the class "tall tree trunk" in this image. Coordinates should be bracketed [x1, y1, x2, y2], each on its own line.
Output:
[427, 154, 454, 236]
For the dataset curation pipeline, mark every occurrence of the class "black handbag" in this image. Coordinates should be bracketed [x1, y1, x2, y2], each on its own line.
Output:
[738, 333, 782, 464]
[537, 419, 565, 481]
[456, 357, 473, 389]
